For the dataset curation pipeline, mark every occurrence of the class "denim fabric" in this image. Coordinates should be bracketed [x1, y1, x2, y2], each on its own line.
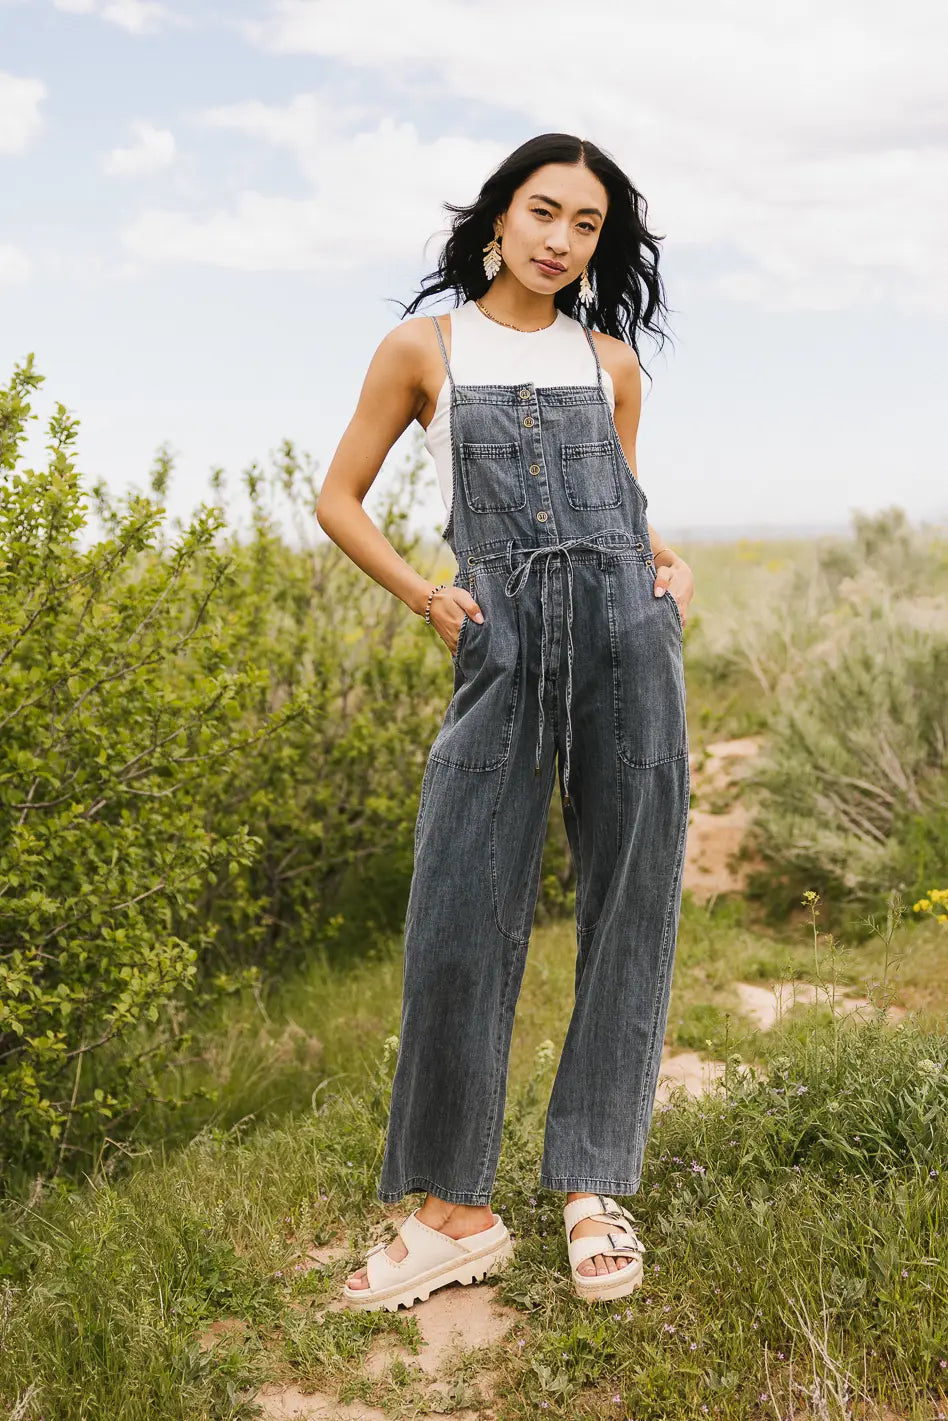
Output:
[377, 314, 690, 1206]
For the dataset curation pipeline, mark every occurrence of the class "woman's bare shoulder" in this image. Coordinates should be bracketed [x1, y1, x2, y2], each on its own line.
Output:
[364, 314, 445, 391]
[590, 329, 640, 405]
[590, 327, 640, 372]
[352, 314, 448, 427]
[374, 313, 443, 360]
[349, 315, 426, 393]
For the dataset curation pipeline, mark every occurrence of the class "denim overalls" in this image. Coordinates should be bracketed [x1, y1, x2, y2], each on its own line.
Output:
[377, 313, 690, 1206]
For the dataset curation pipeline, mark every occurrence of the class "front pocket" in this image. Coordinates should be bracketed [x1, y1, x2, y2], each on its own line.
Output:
[561, 439, 622, 510]
[459, 441, 527, 513]
[607, 563, 688, 769]
[430, 583, 521, 772]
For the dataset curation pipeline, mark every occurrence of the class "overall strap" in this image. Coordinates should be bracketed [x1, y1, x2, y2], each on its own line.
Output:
[429, 314, 456, 395]
[580, 322, 604, 392]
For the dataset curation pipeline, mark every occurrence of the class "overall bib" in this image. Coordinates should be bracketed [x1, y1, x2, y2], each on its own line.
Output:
[378, 314, 690, 1206]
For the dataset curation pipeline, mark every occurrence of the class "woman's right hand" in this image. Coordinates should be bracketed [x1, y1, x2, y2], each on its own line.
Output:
[429, 587, 484, 657]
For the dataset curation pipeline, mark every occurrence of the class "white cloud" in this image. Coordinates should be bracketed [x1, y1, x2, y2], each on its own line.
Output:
[53, 0, 182, 33]
[122, 104, 503, 270]
[227, 0, 948, 314]
[202, 92, 370, 166]
[0, 244, 31, 283]
[101, 0, 173, 33]
[102, 119, 176, 177]
[0, 72, 46, 154]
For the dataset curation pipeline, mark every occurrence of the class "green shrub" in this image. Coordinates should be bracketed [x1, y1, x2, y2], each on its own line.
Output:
[744, 581, 948, 916]
[0, 358, 278, 1177]
[0, 358, 450, 1183]
[691, 508, 948, 917]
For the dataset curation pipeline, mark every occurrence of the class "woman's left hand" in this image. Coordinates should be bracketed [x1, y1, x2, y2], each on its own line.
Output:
[652, 555, 694, 628]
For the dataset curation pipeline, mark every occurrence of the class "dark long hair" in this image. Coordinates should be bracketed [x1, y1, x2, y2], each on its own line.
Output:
[394, 132, 674, 379]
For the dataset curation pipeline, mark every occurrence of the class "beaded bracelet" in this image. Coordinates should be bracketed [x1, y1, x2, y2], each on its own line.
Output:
[423, 582, 449, 625]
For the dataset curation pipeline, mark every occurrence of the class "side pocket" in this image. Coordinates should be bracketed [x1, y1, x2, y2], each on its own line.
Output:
[661, 586, 684, 640]
[414, 755, 435, 859]
[451, 562, 476, 667]
[607, 561, 688, 769]
[451, 611, 471, 666]
[430, 575, 521, 773]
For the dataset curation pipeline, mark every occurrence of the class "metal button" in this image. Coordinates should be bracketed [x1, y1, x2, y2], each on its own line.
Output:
[523, 416, 534, 427]
[519, 387, 530, 399]
[536, 510, 549, 522]
[529, 463, 541, 476]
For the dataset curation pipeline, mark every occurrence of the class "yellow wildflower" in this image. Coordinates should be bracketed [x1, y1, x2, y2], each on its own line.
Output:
[914, 890, 948, 926]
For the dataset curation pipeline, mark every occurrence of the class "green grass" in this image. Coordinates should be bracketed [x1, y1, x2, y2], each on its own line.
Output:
[1, 897, 947, 1419]
[29, 886, 943, 1189]
[62, 887, 944, 1193]
[25, 893, 795, 1183]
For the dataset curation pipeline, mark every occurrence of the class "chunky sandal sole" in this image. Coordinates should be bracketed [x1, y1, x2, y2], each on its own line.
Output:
[342, 1229, 514, 1311]
[572, 1253, 644, 1303]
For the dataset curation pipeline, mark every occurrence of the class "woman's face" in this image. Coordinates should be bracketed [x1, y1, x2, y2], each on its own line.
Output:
[494, 162, 608, 294]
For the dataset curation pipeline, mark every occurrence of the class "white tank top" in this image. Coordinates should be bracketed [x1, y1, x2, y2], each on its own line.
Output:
[423, 299, 615, 517]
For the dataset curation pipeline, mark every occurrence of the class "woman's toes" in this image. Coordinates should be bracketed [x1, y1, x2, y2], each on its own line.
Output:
[347, 1236, 408, 1292]
[577, 1253, 638, 1277]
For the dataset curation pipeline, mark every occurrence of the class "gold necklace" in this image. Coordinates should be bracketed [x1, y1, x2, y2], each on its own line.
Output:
[474, 299, 557, 333]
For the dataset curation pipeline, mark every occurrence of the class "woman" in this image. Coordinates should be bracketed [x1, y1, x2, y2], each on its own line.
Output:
[316, 133, 695, 1308]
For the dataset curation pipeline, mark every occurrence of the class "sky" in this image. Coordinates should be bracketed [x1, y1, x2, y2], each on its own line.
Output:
[1, 0, 946, 544]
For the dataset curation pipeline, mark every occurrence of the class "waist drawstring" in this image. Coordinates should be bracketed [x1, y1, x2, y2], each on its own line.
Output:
[476, 529, 636, 807]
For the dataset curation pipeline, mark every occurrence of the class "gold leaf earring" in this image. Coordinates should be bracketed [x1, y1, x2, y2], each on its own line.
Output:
[578, 263, 593, 305]
[482, 233, 502, 280]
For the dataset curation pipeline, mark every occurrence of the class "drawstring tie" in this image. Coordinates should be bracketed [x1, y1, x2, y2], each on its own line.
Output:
[481, 529, 637, 807]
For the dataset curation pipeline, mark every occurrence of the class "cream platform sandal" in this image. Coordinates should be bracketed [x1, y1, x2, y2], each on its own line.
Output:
[563, 1194, 645, 1303]
[342, 1208, 515, 1312]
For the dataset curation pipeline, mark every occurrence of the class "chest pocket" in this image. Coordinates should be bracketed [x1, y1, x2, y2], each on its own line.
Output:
[561, 439, 622, 510]
[459, 441, 527, 513]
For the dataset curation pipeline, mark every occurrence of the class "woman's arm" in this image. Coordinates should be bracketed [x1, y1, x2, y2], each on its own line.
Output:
[606, 337, 695, 626]
[315, 319, 480, 650]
